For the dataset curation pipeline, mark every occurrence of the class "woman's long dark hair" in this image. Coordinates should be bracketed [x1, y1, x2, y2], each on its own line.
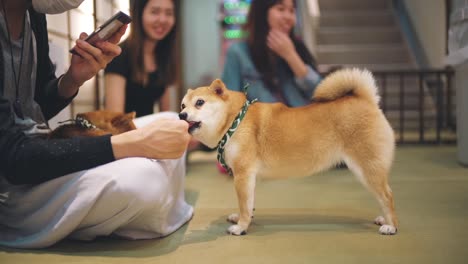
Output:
[244, 0, 317, 91]
[127, 0, 178, 87]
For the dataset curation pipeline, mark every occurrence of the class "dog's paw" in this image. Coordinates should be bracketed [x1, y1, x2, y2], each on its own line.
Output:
[374, 216, 386, 226]
[227, 213, 239, 224]
[227, 224, 247, 236]
[379, 225, 397, 235]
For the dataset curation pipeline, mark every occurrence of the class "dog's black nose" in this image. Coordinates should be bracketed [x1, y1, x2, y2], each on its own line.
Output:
[179, 112, 188, 120]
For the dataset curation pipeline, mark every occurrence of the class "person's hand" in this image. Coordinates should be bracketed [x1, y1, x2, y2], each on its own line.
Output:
[69, 24, 128, 85]
[267, 29, 297, 60]
[58, 25, 128, 98]
[267, 29, 308, 78]
[111, 118, 191, 160]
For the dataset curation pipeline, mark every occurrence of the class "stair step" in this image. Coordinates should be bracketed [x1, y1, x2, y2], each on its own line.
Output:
[318, 26, 402, 45]
[386, 110, 439, 121]
[384, 99, 438, 111]
[318, 0, 390, 11]
[318, 63, 416, 72]
[319, 11, 395, 27]
[317, 44, 407, 52]
[317, 44, 411, 64]
[388, 122, 437, 131]
[385, 110, 438, 130]
[314, 0, 449, 136]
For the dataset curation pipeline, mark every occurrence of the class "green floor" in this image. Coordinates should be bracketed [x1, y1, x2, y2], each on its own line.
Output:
[1, 146, 468, 264]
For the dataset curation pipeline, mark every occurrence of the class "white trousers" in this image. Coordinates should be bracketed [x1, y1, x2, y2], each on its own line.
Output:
[0, 112, 193, 248]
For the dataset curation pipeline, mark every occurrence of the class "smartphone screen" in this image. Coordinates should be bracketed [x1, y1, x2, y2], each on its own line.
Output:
[70, 11, 132, 55]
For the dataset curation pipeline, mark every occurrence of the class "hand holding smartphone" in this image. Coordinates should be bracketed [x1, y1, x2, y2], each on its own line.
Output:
[70, 11, 132, 55]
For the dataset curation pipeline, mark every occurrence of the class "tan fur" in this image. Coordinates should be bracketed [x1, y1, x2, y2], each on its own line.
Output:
[49, 110, 136, 139]
[180, 68, 398, 236]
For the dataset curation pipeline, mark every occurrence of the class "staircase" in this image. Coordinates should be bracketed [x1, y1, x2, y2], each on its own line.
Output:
[316, 0, 413, 70]
[315, 0, 439, 137]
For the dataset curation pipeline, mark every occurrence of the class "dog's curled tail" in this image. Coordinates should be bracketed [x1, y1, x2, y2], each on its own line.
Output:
[313, 68, 380, 105]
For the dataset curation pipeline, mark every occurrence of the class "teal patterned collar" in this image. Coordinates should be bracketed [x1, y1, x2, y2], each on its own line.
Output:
[217, 85, 257, 176]
[58, 117, 97, 129]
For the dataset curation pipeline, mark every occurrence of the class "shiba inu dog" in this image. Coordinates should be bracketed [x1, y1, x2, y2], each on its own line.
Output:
[179, 68, 398, 236]
[49, 110, 136, 139]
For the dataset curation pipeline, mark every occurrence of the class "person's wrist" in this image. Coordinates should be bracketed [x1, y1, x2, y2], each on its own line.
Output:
[58, 71, 84, 98]
[111, 133, 133, 159]
[286, 52, 308, 78]
[283, 50, 298, 63]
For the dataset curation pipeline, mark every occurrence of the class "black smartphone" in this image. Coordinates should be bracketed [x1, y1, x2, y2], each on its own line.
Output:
[70, 11, 132, 55]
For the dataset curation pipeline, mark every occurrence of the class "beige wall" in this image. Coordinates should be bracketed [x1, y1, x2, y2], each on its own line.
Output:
[403, 0, 447, 67]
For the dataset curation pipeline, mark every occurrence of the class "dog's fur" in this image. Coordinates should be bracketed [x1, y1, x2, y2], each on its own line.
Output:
[49, 110, 136, 139]
[180, 68, 398, 236]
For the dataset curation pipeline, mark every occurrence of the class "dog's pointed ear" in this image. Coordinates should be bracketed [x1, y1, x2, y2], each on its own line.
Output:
[209, 79, 226, 96]
[126, 111, 136, 119]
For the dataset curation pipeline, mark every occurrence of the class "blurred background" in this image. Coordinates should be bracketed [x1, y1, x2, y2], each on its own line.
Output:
[45, 0, 468, 163]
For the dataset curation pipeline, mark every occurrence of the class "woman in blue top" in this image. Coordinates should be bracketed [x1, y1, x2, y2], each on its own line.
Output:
[222, 0, 322, 107]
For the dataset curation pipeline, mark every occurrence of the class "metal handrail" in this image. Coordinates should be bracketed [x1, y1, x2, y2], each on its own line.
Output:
[372, 68, 456, 144]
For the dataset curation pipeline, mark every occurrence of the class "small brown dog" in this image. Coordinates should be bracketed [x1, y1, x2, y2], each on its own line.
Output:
[49, 110, 136, 139]
[180, 68, 398, 236]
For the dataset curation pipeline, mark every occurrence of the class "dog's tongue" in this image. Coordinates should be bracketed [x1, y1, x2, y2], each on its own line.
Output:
[188, 121, 197, 128]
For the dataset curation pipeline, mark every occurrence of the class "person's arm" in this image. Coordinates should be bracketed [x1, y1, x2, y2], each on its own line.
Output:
[292, 65, 322, 97]
[267, 30, 308, 78]
[110, 118, 190, 160]
[32, 13, 127, 119]
[1, 96, 190, 185]
[267, 30, 321, 96]
[158, 86, 173, 112]
[0, 14, 131, 185]
[58, 26, 127, 99]
[0, 96, 115, 185]
[104, 73, 126, 112]
[32, 10, 76, 119]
